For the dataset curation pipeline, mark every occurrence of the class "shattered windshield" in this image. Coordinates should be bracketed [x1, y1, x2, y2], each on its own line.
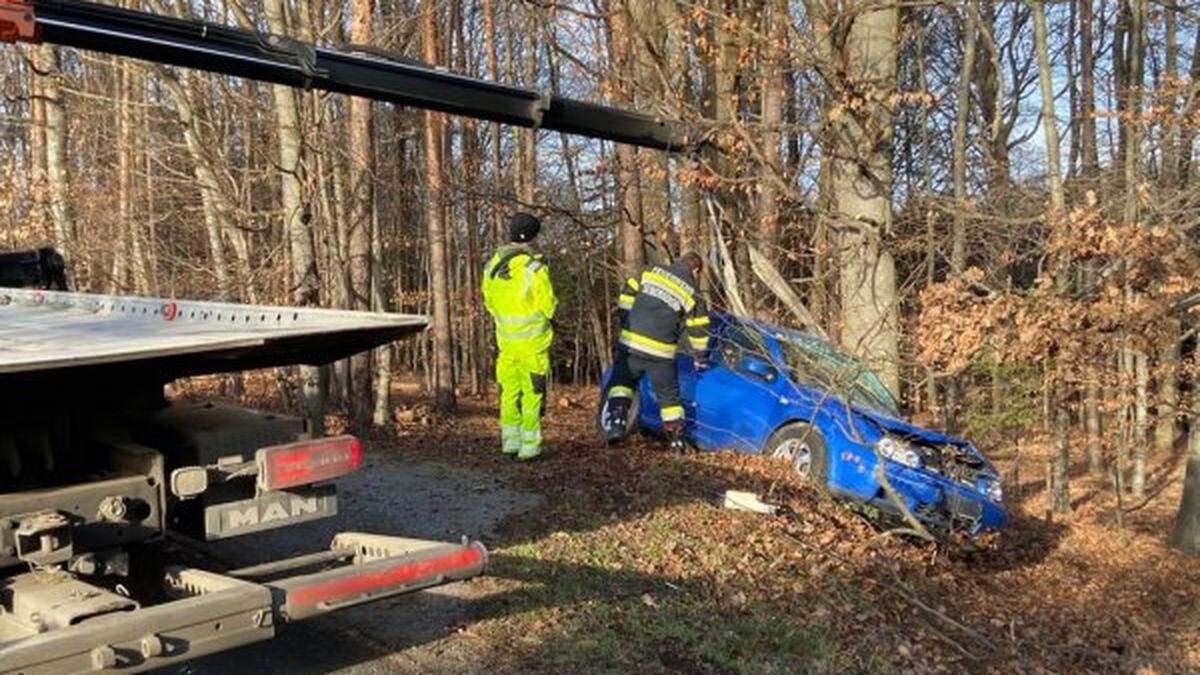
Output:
[777, 332, 900, 417]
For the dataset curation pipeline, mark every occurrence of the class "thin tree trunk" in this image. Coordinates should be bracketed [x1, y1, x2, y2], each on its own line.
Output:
[611, 0, 644, 278]
[1034, 0, 1071, 513]
[756, 0, 786, 307]
[1079, 0, 1099, 175]
[265, 0, 323, 431]
[1169, 348, 1200, 554]
[27, 49, 46, 242]
[37, 45, 73, 268]
[952, 10, 976, 273]
[349, 0, 376, 423]
[423, 0, 456, 411]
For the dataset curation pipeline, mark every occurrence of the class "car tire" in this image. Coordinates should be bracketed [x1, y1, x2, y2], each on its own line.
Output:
[766, 423, 828, 485]
[596, 390, 640, 442]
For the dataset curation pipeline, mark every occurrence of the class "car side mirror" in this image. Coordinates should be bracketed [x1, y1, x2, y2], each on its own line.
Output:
[739, 354, 777, 383]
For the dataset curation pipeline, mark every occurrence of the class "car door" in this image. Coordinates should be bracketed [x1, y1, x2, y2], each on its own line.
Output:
[689, 322, 784, 453]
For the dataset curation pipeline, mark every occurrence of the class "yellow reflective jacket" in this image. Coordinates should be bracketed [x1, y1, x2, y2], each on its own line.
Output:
[482, 244, 557, 354]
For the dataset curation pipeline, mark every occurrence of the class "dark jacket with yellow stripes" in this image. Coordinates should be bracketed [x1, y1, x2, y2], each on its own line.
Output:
[616, 259, 711, 361]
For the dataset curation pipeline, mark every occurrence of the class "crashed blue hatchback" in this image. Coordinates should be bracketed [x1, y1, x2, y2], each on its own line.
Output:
[600, 313, 1008, 536]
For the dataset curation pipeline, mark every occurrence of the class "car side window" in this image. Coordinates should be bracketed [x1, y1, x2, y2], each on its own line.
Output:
[717, 324, 768, 368]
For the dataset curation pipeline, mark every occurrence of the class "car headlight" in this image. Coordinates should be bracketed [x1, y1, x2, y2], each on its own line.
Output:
[876, 436, 921, 468]
[985, 480, 1003, 503]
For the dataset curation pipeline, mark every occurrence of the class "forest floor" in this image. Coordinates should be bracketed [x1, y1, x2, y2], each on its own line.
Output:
[176, 375, 1200, 674]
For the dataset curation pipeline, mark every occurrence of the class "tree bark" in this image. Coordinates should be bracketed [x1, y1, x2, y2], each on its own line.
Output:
[1034, 0, 1071, 513]
[423, 0, 456, 411]
[756, 0, 786, 279]
[951, 9, 977, 273]
[1079, 0, 1099, 175]
[265, 0, 323, 431]
[349, 0, 376, 423]
[611, 0, 644, 278]
[1170, 349, 1200, 554]
[823, 0, 901, 397]
[36, 45, 73, 268]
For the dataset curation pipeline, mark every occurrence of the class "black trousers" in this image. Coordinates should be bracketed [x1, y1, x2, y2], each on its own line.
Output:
[607, 351, 682, 421]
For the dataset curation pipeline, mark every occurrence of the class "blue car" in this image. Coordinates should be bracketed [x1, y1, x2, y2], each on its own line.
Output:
[600, 313, 1007, 535]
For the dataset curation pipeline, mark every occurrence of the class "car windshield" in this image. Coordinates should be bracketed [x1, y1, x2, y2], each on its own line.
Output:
[775, 332, 900, 416]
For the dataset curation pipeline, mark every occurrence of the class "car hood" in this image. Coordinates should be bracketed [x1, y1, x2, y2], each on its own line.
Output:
[848, 405, 999, 476]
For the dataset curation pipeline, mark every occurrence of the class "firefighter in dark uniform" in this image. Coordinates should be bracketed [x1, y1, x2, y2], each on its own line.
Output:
[602, 251, 710, 452]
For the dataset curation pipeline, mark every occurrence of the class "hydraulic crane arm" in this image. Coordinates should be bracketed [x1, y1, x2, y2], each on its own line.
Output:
[0, 0, 691, 151]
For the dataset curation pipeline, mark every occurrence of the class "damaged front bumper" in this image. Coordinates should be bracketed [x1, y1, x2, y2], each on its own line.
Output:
[871, 464, 1008, 536]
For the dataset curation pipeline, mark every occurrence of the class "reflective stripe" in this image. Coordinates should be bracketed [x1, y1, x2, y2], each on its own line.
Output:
[496, 322, 549, 341]
[494, 312, 549, 341]
[619, 330, 677, 359]
[617, 295, 635, 310]
[661, 405, 685, 421]
[502, 425, 522, 453]
[688, 336, 709, 350]
[494, 312, 544, 325]
[608, 385, 635, 399]
[627, 276, 640, 291]
[686, 315, 710, 327]
[522, 429, 542, 450]
[642, 271, 695, 311]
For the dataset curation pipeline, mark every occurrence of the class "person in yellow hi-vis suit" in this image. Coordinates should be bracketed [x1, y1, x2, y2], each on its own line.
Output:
[482, 213, 557, 460]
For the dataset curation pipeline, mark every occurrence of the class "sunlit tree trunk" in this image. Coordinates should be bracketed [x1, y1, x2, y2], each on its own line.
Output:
[1034, 0, 1070, 514]
[423, 0, 456, 411]
[611, 0, 644, 278]
[349, 0, 377, 423]
[265, 0, 323, 431]
[815, 0, 901, 397]
[1170, 348, 1200, 554]
[37, 45, 72, 269]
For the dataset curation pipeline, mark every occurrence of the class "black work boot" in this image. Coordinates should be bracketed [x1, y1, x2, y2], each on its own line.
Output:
[664, 420, 685, 455]
[603, 398, 630, 443]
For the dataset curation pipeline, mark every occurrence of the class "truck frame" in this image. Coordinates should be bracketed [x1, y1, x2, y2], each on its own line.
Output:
[0, 2, 688, 672]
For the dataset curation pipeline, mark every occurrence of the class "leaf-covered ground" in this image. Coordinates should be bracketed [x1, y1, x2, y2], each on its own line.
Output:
[183, 375, 1200, 673]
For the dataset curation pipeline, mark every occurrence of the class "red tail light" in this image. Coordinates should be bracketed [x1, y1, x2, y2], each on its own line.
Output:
[257, 435, 363, 491]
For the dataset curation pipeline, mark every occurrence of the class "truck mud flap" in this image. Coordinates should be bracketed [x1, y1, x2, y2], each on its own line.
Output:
[0, 534, 487, 674]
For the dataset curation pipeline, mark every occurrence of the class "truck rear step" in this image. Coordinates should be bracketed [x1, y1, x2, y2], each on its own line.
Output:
[0, 533, 487, 674]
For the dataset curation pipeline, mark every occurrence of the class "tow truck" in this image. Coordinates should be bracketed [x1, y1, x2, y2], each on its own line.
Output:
[0, 2, 687, 672]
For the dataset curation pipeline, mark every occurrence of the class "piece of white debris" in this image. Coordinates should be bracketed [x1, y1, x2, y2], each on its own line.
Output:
[722, 490, 779, 515]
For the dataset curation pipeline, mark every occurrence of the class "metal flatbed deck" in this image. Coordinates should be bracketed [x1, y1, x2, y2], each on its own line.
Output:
[0, 288, 427, 379]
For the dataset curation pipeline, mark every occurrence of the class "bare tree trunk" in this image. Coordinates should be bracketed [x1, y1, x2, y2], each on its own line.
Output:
[611, 0, 644, 278]
[1034, 0, 1071, 513]
[423, 0, 456, 411]
[265, 0, 322, 431]
[111, 58, 133, 294]
[1079, 0, 1098, 175]
[349, 0, 376, 423]
[755, 0, 786, 300]
[156, 70, 237, 300]
[27, 49, 46, 242]
[1170, 348, 1200, 554]
[1126, 0, 1148, 499]
[951, 10, 976, 273]
[819, 0, 901, 397]
[37, 45, 73, 268]
[483, 0, 503, 245]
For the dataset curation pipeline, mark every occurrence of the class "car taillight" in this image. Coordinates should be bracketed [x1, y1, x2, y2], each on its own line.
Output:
[257, 435, 363, 491]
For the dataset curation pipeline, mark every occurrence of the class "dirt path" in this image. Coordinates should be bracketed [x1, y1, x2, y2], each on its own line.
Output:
[164, 455, 542, 675]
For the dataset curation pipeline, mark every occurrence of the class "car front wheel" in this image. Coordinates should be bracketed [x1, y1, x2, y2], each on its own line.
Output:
[766, 423, 828, 485]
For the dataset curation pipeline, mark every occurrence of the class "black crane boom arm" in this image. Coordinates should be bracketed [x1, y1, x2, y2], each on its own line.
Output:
[0, 0, 691, 151]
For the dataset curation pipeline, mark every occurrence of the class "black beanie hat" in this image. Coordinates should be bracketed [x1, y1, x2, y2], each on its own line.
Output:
[509, 212, 542, 243]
